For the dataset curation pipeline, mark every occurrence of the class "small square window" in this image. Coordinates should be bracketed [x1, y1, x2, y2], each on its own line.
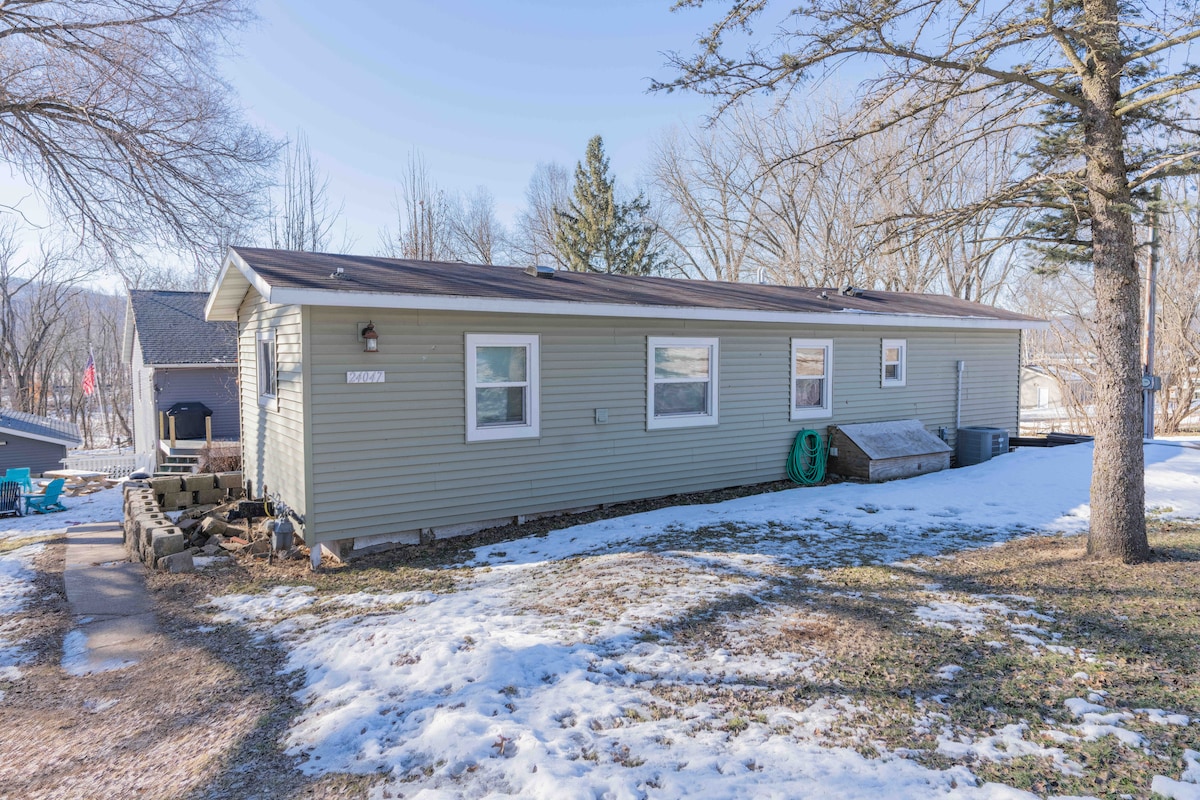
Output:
[466, 334, 540, 441]
[882, 339, 907, 387]
[257, 329, 276, 405]
[648, 337, 719, 429]
[792, 339, 832, 419]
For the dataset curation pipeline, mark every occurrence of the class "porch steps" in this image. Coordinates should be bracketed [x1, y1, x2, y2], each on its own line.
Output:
[155, 453, 201, 476]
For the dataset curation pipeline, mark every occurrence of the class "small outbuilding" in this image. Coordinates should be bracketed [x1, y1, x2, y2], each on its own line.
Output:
[205, 247, 1046, 563]
[827, 419, 952, 482]
[0, 410, 82, 475]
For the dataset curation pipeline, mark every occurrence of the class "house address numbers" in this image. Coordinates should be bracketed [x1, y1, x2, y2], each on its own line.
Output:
[346, 371, 385, 384]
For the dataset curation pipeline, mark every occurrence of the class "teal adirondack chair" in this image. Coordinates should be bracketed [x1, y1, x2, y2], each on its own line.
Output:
[3, 468, 32, 493]
[24, 478, 66, 515]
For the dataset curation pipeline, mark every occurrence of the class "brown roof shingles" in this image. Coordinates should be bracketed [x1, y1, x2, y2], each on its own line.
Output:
[230, 247, 1039, 323]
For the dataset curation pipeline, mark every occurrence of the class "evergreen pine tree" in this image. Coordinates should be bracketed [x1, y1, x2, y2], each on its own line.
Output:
[554, 136, 662, 275]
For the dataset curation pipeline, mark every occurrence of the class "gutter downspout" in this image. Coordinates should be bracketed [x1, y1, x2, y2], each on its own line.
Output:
[955, 360, 966, 431]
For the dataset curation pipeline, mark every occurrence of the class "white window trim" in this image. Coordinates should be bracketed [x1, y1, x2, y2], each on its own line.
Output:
[465, 333, 540, 442]
[647, 336, 719, 430]
[257, 329, 277, 407]
[791, 338, 833, 420]
[882, 338, 907, 387]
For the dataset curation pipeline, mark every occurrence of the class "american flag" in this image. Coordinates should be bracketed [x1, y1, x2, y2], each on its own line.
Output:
[81, 352, 96, 397]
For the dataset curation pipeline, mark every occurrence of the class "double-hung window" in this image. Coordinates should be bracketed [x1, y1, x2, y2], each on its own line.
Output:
[882, 339, 907, 387]
[647, 337, 719, 429]
[466, 334, 540, 441]
[791, 339, 832, 419]
[257, 329, 277, 406]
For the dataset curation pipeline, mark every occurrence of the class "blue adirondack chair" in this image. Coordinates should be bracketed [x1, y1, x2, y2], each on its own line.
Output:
[24, 478, 66, 515]
[3, 468, 32, 493]
[0, 481, 21, 517]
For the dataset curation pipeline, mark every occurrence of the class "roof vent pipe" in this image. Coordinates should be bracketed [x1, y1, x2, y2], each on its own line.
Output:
[757, 267, 768, 284]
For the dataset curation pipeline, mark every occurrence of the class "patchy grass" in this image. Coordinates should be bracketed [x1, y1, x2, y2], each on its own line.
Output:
[695, 519, 1198, 797]
[0, 532, 60, 555]
[178, 513, 1199, 797]
[548, 520, 1198, 797]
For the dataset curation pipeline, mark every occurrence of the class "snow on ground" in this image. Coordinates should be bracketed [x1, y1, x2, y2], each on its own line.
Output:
[462, 440, 1200, 570]
[208, 442, 1200, 798]
[0, 485, 124, 543]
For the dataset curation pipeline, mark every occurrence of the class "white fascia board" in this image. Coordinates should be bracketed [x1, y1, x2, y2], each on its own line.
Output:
[268, 286, 1048, 331]
[0, 427, 81, 447]
[206, 248, 269, 321]
[121, 296, 136, 365]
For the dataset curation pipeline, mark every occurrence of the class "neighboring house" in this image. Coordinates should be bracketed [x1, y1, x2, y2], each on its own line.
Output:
[1019, 365, 1094, 434]
[122, 290, 240, 470]
[0, 410, 82, 475]
[206, 247, 1045, 562]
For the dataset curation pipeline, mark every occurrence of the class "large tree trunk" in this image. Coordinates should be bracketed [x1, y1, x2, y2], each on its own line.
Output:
[1082, 0, 1149, 562]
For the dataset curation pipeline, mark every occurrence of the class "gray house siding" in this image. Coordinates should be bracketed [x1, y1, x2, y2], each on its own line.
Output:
[237, 293, 308, 521]
[153, 367, 240, 440]
[0, 436, 67, 475]
[301, 307, 1020, 546]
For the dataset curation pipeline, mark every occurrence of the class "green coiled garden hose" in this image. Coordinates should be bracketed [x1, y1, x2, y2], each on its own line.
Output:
[786, 429, 828, 485]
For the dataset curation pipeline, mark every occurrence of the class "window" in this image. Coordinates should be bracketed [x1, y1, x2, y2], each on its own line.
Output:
[882, 339, 907, 387]
[647, 337, 719, 429]
[257, 329, 276, 405]
[791, 339, 832, 419]
[466, 334, 540, 441]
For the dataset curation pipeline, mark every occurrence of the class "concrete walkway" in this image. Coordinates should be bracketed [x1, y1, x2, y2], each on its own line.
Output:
[62, 522, 158, 675]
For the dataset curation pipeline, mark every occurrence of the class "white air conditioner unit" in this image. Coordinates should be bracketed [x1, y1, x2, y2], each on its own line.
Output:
[956, 427, 1009, 466]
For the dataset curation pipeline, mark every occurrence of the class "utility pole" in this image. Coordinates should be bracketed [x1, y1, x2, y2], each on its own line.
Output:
[1142, 187, 1160, 440]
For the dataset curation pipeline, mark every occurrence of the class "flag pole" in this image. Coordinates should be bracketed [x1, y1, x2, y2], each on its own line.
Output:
[91, 346, 112, 450]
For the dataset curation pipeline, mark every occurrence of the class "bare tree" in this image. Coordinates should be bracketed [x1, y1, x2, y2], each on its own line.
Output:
[662, 0, 1200, 561]
[271, 131, 346, 253]
[447, 186, 507, 264]
[0, 0, 276, 261]
[1150, 183, 1200, 433]
[512, 162, 572, 268]
[0, 222, 87, 415]
[379, 153, 455, 261]
[650, 114, 766, 282]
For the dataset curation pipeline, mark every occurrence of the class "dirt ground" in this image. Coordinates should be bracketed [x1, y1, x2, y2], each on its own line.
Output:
[0, 537, 375, 800]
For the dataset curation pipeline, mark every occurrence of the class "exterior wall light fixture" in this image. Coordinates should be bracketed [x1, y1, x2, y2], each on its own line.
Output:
[361, 321, 379, 353]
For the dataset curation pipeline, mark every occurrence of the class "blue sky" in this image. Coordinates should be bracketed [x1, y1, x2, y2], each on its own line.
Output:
[232, 0, 723, 246]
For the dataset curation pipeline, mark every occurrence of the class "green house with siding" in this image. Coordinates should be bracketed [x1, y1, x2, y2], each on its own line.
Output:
[206, 247, 1044, 565]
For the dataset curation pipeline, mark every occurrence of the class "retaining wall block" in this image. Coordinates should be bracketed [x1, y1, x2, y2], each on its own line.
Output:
[161, 491, 192, 511]
[198, 517, 229, 539]
[139, 519, 176, 554]
[150, 528, 186, 560]
[196, 488, 226, 506]
[148, 476, 183, 495]
[216, 471, 243, 490]
[183, 473, 216, 492]
[157, 550, 195, 573]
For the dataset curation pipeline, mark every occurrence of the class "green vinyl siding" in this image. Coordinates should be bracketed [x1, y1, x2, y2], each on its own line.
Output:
[237, 294, 307, 525]
[300, 307, 1019, 544]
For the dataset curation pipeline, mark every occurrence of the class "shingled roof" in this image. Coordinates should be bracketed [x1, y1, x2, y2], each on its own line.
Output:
[0, 409, 81, 447]
[129, 290, 237, 365]
[207, 247, 1044, 330]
